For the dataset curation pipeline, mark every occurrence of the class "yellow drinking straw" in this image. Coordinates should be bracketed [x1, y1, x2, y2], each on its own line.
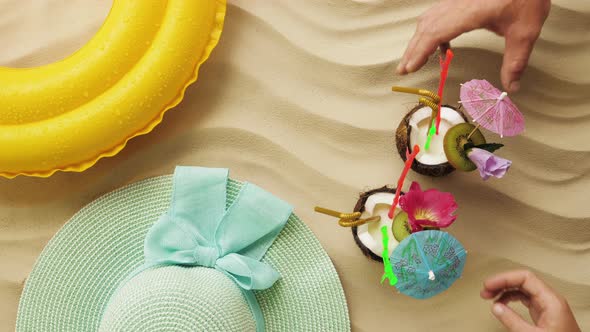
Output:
[314, 206, 381, 227]
[392, 86, 440, 103]
[392, 86, 440, 150]
[338, 215, 381, 227]
[419, 97, 439, 116]
[314, 207, 360, 220]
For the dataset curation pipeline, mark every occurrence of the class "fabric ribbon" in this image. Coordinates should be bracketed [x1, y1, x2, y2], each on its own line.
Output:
[139, 166, 293, 331]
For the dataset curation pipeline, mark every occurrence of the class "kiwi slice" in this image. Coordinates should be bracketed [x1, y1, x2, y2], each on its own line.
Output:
[443, 123, 486, 172]
[392, 211, 412, 242]
[392, 212, 440, 242]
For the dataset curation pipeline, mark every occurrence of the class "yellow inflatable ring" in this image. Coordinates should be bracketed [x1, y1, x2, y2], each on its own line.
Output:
[0, 0, 226, 178]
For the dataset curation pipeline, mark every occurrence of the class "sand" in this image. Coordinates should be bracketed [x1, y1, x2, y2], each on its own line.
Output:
[1, 0, 589, 331]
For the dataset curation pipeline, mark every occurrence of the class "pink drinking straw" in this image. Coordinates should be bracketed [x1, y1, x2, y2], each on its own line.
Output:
[387, 145, 420, 219]
[436, 49, 454, 134]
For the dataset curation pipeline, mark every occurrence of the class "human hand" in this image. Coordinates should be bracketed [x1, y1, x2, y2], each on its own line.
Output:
[480, 270, 581, 332]
[396, 0, 551, 93]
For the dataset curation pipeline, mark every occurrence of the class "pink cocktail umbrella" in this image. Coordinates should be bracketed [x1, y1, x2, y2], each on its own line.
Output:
[459, 79, 525, 138]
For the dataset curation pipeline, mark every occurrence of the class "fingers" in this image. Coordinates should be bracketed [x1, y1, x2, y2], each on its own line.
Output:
[492, 303, 535, 332]
[397, 14, 450, 75]
[496, 290, 531, 308]
[396, 24, 444, 75]
[397, 5, 445, 75]
[397, 0, 489, 75]
[404, 35, 441, 74]
[501, 30, 539, 93]
[481, 270, 548, 301]
[396, 29, 423, 75]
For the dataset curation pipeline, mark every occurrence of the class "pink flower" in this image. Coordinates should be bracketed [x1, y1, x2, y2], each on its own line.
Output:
[399, 182, 458, 232]
[467, 148, 512, 181]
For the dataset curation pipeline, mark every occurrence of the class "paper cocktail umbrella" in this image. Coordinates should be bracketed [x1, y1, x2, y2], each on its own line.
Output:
[390, 230, 466, 299]
[459, 79, 525, 138]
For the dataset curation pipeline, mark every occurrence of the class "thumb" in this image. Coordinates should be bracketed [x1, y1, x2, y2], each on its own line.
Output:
[492, 303, 535, 332]
[501, 31, 538, 93]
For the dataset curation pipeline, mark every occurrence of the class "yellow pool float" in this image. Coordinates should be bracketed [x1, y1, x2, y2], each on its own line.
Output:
[0, 0, 226, 178]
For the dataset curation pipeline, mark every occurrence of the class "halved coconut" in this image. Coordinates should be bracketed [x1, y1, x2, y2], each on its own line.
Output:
[395, 104, 468, 177]
[352, 187, 402, 263]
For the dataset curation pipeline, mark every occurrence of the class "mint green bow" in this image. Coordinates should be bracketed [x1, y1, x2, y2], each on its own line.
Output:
[140, 166, 293, 331]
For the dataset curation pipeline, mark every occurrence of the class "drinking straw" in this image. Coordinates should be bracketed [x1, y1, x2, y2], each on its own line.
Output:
[387, 145, 420, 219]
[425, 118, 437, 150]
[436, 49, 454, 134]
[314, 207, 360, 220]
[391, 87, 440, 150]
[419, 97, 439, 150]
[380, 225, 398, 286]
[338, 215, 381, 227]
[391, 86, 440, 103]
[419, 97, 439, 116]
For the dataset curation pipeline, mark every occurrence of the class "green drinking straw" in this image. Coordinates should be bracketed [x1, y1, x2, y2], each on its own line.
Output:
[380, 225, 398, 286]
[419, 97, 439, 151]
[424, 118, 436, 150]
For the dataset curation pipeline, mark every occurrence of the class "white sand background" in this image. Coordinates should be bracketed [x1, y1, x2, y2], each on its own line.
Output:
[1, 0, 589, 331]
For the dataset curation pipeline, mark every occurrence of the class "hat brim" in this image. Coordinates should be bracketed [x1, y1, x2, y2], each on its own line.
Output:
[17, 175, 350, 331]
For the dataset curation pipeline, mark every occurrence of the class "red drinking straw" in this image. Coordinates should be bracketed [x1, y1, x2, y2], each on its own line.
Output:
[436, 49, 454, 134]
[387, 145, 420, 219]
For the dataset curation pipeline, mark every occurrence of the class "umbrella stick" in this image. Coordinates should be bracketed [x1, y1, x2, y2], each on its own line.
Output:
[467, 123, 481, 140]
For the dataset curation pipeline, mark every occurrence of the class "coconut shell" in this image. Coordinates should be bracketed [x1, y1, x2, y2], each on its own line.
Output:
[351, 186, 400, 264]
[395, 104, 469, 177]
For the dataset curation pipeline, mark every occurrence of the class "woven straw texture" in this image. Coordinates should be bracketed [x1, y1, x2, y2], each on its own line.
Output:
[99, 267, 257, 331]
[17, 175, 350, 331]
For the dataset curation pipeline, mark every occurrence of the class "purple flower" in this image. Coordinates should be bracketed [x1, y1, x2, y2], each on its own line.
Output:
[467, 148, 512, 180]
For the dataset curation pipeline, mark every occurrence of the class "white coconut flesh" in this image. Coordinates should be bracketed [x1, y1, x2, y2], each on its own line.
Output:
[409, 106, 465, 165]
[356, 192, 400, 258]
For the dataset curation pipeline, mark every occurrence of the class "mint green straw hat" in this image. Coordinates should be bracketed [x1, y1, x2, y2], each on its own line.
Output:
[17, 166, 350, 331]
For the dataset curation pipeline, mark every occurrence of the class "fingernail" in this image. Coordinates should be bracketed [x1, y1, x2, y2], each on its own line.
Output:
[406, 60, 416, 73]
[396, 63, 404, 75]
[492, 303, 504, 316]
[509, 81, 520, 93]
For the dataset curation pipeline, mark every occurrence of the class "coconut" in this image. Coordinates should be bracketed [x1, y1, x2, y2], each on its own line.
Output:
[351, 187, 403, 263]
[395, 104, 468, 177]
